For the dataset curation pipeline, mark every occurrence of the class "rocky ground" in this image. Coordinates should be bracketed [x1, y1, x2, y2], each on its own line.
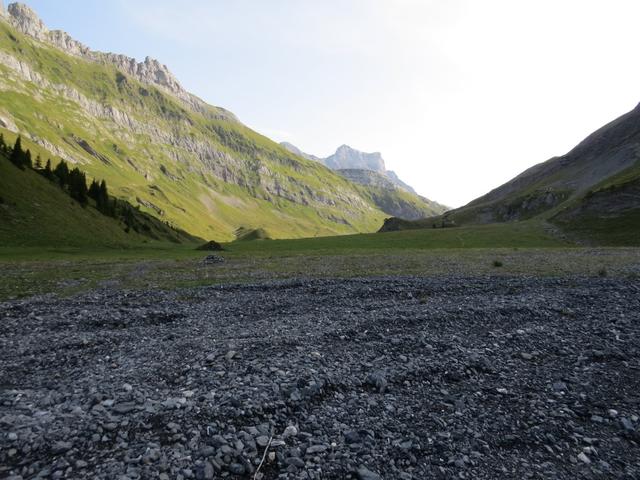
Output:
[1, 276, 639, 479]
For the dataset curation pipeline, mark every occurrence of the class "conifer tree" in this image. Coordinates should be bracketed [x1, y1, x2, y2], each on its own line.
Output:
[54, 160, 70, 186]
[34, 154, 43, 170]
[24, 149, 32, 169]
[88, 179, 100, 201]
[9, 136, 24, 168]
[68, 167, 88, 205]
[44, 159, 54, 180]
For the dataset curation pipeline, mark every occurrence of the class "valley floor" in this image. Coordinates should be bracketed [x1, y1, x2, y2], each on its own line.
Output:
[1, 269, 640, 479]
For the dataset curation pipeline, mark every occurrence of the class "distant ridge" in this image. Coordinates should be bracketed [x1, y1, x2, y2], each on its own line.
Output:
[280, 142, 420, 195]
[380, 103, 640, 246]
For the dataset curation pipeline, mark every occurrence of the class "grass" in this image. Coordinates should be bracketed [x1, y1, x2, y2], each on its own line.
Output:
[1, 244, 639, 301]
[0, 215, 637, 301]
[0, 152, 199, 247]
[222, 220, 570, 256]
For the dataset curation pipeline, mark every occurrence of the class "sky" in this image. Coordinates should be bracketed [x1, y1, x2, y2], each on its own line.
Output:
[20, 0, 640, 207]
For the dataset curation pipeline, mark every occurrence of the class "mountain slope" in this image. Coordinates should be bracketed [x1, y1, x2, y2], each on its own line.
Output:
[0, 3, 395, 240]
[381, 103, 640, 245]
[0, 132, 199, 247]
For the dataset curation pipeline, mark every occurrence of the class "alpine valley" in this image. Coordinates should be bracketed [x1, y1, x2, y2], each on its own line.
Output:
[0, 2, 446, 244]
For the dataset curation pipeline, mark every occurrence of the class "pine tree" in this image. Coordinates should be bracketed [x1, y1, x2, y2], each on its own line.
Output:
[0, 133, 5, 154]
[68, 167, 88, 205]
[54, 160, 70, 187]
[34, 154, 43, 170]
[43, 159, 54, 180]
[88, 179, 100, 201]
[9, 136, 24, 168]
[24, 150, 32, 169]
[98, 180, 109, 207]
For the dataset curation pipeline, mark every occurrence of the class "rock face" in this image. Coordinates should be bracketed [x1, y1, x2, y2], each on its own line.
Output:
[4, 2, 197, 109]
[337, 169, 398, 190]
[7, 3, 48, 40]
[325, 144, 386, 172]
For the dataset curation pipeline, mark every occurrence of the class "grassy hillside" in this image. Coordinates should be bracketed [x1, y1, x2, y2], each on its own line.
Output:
[0, 138, 200, 247]
[381, 105, 640, 245]
[0, 16, 389, 240]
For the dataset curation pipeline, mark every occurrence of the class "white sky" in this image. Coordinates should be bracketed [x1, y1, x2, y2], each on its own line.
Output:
[28, 0, 640, 207]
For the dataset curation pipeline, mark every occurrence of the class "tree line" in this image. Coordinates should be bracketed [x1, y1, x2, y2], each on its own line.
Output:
[1, 134, 116, 217]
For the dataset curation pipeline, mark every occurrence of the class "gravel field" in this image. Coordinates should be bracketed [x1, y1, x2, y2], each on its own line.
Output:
[1, 276, 640, 479]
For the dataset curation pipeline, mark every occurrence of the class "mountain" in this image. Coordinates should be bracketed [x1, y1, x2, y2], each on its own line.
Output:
[280, 142, 447, 219]
[281, 142, 419, 194]
[324, 144, 386, 171]
[381, 103, 640, 245]
[0, 2, 420, 241]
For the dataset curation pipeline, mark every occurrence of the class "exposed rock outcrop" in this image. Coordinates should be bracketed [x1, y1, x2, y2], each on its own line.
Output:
[325, 144, 386, 171]
[336, 169, 398, 190]
[7, 3, 48, 40]
[3, 3, 230, 118]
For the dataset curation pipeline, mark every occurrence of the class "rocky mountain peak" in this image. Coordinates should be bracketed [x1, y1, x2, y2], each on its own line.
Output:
[3, 2, 192, 107]
[326, 144, 386, 172]
[7, 3, 48, 40]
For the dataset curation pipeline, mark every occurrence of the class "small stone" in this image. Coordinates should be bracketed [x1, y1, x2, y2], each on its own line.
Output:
[306, 444, 327, 454]
[203, 461, 214, 480]
[285, 457, 305, 468]
[621, 418, 635, 431]
[357, 467, 383, 480]
[366, 371, 388, 393]
[283, 426, 298, 438]
[75, 460, 88, 469]
[7, 432, 18, 441]
[608, 409, 618, 418]
[496, 388, 508, 395]
[520, 353, 533, 360]
[229, 463, 245, 475]
[344, 430, 361, 444]
[113, 402, 136, 414]
[256, 436, 270, 447]
[52, 441, 73, 454]
[289, 389, 302, 402]
[552, 382, 567, 392]
[123, 383, 133, 392]
[225, 350, 237, 360]
[577, 452, 591, 464]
